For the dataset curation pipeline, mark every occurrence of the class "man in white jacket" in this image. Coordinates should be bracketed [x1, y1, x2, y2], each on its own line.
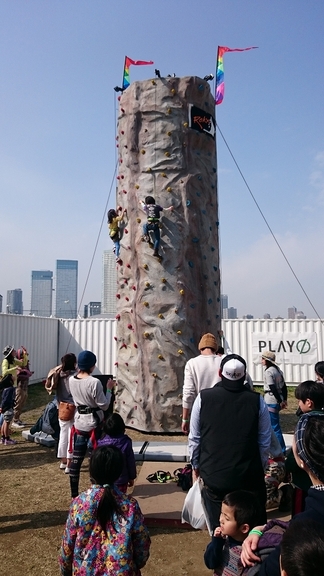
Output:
[182, 333, 223, 434]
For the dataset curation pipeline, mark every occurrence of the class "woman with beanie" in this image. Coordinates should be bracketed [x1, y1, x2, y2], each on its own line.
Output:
[241, 412, 324, 575]
[68, 350, 114, 498]
[59, 445, 150, 575]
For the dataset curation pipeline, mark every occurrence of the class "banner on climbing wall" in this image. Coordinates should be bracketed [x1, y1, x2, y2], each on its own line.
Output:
[188, 104, 215, 138]
[252, 332, 318, 365]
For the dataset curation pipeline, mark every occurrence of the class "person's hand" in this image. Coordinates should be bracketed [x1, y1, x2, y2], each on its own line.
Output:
[241, 532, 262, 567]
[218, 330, 224, 337]
[281, 401, 288, 409]
[107, 378, 115, 391]
[192, 468, 200, 483]
[181, 419, 189, 435]
[128, 479, 134, 487]
[214, 526, 224, 538]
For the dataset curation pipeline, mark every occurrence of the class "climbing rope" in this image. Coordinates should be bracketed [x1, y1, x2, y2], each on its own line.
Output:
[216, 121, 323, 323]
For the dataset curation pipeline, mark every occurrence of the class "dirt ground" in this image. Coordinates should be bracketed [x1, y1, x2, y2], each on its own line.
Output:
[0, 384, 298, 576]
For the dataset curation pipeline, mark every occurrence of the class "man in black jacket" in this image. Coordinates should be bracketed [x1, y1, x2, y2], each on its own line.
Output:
[188, 354, 271, 530]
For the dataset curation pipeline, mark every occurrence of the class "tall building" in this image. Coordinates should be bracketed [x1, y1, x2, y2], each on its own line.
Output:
[55, 260, 78, 319]
[288, 306, 297, 319]
[6, 289, 23, 314]
[102, 250, 117, 314]
[221, 294, 228, 319]
[224, 307, 237, 319]
[30, 270, 53, 317]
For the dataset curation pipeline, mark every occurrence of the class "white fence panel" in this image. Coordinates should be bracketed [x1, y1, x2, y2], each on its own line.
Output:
[0, 314, 58, 382]
[1, 315, 323, 386]
[222, 319, 324, 385]
[58, 318, 116, 377]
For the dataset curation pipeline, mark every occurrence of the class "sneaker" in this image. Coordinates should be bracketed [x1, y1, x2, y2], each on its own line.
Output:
[4, 438, 17, 445]
[11, 421, 25, 429]
[59, 462, 67, 470]
[64, 467, 71, 474]
[1, 438, 5, 444]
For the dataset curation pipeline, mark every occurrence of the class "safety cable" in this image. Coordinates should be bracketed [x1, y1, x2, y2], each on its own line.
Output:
[216, 122, 323, 322]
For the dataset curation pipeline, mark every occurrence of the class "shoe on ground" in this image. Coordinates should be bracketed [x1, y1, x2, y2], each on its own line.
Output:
[59, 462, 67, 470]
[65, 467, 71, 474]
[11, 421, 25, 429]
[4, 438, 17, 445]
[153, 251, 161, 258]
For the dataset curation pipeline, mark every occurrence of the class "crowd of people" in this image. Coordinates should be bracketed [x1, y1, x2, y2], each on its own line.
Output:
[1, 334, 324, 575]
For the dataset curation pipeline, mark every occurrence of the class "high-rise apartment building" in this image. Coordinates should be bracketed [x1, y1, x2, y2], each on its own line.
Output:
[224, 307, 238, 319]
[6, 289, 23, 314]
[221, 294, 228, 319]
[102, 250, 117, 314]
[30, 270, 53, 317]
[55, 260, 78, 319]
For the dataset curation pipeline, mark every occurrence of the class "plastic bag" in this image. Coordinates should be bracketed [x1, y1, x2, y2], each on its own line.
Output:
[181, 478, 210, 531]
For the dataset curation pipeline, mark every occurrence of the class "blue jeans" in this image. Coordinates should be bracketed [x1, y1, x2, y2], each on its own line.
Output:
[267, 403, 286, 452]
[143, 222, 160, 251]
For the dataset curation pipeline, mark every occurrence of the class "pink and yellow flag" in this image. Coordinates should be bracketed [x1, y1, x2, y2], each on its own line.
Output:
[122, 56, 154, 90]
[215, 46, 258, 105]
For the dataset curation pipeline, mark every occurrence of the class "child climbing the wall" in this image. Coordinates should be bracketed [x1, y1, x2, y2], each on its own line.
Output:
[107, 208, 127, 262]
[140, 195, 173, 258]
[97, 413, 136, 493]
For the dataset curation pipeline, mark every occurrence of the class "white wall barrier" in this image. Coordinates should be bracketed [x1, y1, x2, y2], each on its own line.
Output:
[1, 315, 323, 385]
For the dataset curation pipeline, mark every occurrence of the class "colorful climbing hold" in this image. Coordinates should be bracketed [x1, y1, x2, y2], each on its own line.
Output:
[179, 289, 185, 295]
[143, 332, 150, 338]
[133, 343, 138, 348]
[170, 88, 176, 94]
[186, 200, 191, 206]
[167, 131, 172, 136]
[167, 108, 172, 114]
[125, 297, 129, 301]
[127, 324, 133, 329]
[125, 229, 129, 234]
[152, 80, 156, 85]
[146, 167, 151, 172]
[188, 261, 194, 268]
[174, 308, 179, 313]
[152, 373, 157, 378]
[166, 186, 172, 192]
[143, 263, 148, 270]
[178, 349, 184, 354]
[192, 237, 199, 243]
[143, 301, 149, 307]
[126, 263, 131, 268]
[158, 354, 164, 360]
[183, 122, 188, 128]
[136, 218, 141, 223]
[145, 281, 150, 288]
[161, 278, 166, 283]
[141, 149, 146, 154]
[135, 184, 139, 189]
[116, 294, 120, 299]
[158, 313, 164, 319]
[114, 336, 117, 341]
[208, 298, 213, 305]
[164, 151, 170, 157]
[132, 285, 136, 291]
[160, 173, 167, 178]
[177, 330, 182, 335]
[115, 314, 120, 320]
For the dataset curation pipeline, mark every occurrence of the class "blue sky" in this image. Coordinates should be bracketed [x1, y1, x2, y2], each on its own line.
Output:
[1, 0, 324, 318]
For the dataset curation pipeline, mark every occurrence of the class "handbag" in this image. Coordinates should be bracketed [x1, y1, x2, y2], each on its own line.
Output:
[58, 401, 75, 421]
[181, 478, 211, 533]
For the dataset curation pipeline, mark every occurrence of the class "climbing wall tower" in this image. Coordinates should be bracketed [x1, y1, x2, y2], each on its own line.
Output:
[114, 76, 221, 432]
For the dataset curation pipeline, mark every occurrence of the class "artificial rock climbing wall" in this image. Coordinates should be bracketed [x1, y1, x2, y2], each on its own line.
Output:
[114, 76, 221, 432]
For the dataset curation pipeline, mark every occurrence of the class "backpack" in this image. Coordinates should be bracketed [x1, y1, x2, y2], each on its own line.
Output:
[30, 398, 59, 438]
[242, 519, 288, 575]
[174, 464, 193, 491]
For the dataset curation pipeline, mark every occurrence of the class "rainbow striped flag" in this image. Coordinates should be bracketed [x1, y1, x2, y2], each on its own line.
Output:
[215, 46, 257, 105]
[122, 56, 154, 90]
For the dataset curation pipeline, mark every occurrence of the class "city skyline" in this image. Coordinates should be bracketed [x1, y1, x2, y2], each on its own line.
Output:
[1, 3, 324, 320]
